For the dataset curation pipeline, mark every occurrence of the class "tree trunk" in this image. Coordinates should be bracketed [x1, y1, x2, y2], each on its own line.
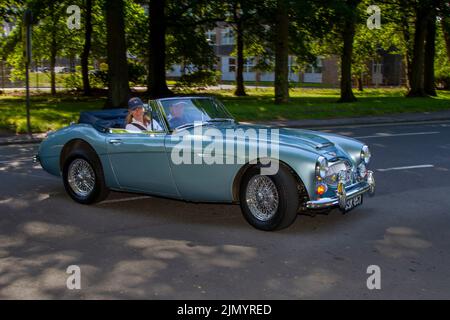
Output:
[50, 2, 57, 96]
[148, 0, 172, 98]
[424, 11, 436, 96]
[235, 20, 246, 96]
[105, 0, 129, 108]
[50, 45, 56, 96]
[357, 76, 363, 92]
[407, 7, 429, 97]
[338, 4, 357, 103]
[401, 12, 413, 89]
[81, 0, 92, 96]
[274, 0, 289, 104]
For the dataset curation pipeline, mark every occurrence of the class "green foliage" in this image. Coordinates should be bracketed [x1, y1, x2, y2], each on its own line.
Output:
[128, 61, 147, 85]
[174, 70, 220, 89]
[124, 0, 148, 61]
[64, 66, 108, 90]
[435, 21, 450, 89]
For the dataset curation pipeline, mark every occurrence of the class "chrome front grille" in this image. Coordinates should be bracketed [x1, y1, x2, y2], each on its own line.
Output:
[324, 160, 356, 187]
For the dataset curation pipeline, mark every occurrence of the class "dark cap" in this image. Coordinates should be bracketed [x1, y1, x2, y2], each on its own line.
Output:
[128, 97, 144, 110]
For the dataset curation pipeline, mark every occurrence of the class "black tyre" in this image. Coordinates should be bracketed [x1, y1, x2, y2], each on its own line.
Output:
[239, 164, 300, 231]
[62, 148, 109, 204]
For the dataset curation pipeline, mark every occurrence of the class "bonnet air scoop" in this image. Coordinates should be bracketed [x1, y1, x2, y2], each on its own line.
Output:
[315, 142, 334, 149]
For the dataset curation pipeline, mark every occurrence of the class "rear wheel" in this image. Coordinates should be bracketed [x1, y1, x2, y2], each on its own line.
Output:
[62, 148, 109, 204]
[239, 165, 300, 231]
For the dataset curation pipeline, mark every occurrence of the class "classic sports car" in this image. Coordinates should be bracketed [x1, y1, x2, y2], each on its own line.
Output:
[35, 96, 375, 231]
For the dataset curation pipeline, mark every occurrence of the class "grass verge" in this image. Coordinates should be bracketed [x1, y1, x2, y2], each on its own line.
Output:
[1, 87, 449, 133]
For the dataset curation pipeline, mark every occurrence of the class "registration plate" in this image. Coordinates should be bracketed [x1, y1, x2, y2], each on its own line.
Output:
[344, 194, 363, 211]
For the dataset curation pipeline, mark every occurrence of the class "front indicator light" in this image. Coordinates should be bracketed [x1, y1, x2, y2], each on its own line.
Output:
[316, 184, 327, 195]
[337, 181, 344, 194]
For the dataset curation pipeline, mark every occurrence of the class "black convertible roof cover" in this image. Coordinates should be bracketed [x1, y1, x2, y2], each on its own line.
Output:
[78, 109, 128, 132]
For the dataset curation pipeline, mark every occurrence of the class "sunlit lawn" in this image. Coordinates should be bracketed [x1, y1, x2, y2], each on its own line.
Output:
[213, 87, 450, 121]
[0, 94, 104, 133]
[1, 87, 450, 133]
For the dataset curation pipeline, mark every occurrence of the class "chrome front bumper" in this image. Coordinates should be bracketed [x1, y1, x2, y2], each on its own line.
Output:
[306, 170, 375, 210]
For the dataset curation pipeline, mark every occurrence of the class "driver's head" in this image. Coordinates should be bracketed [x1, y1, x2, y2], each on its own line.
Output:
[170, 101, 187, 118]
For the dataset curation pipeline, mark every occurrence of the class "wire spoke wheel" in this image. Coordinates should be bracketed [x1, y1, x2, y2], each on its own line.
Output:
[67, 158, 95, 197]
[245, 175, 279, 221]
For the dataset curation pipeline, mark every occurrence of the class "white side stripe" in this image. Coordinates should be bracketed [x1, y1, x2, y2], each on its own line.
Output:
[377, 165, 434, 172]
[356, 131, 439, 139]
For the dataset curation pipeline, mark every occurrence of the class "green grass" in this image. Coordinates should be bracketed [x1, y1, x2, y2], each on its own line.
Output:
[0, 93, 103, 133]
[214, 87, 450, 121]
[1, 87, 450, 133]
[217, 80, 333, 88]
[28, 72, 70, 88]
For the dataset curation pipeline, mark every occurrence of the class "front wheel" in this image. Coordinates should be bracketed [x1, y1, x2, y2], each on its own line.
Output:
[62, 149, 109, 204]
[239, 165, 300, 231]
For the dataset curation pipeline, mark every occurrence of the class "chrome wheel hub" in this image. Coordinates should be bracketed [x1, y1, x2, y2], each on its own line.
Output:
[245, 175, 279, 221]
[68, 158, 95, 197]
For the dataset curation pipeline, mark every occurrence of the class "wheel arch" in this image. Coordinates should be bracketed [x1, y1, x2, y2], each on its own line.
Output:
[231, 158, 309, 204]
[59, 138, 100, 171]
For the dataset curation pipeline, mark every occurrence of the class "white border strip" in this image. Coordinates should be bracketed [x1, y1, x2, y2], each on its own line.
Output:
[377, 164, 434, 172]
[356, 131, 439, 139]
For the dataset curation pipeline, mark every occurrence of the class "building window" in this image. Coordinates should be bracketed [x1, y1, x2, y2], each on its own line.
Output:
[305, 57, 323, 74]
[228, 57, 236, 72]
[244, 57, 256, 73]
[221, 28, 234, 45]
[205, 30, 216, 45]
[288, 56, 298, 74]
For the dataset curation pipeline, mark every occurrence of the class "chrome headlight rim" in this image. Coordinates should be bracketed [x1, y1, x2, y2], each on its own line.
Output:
[361, 145, 371, 164]
[357, 162, 368, 179]
[315, 156, 329, 179]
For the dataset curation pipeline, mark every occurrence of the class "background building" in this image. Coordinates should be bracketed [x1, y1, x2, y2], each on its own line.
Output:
[167, 25, 406, 87]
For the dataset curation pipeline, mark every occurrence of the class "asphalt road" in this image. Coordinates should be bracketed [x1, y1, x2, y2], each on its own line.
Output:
[1, 121, 450, 299]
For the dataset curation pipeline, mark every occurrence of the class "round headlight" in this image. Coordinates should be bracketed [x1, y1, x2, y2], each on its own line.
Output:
[361, 145, 371, 164]
[358, 162, 367, 178]
[316, 156, 329, 179]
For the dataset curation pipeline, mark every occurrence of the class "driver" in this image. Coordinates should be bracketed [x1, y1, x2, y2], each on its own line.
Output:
[168, 101, 189, 129]
[125, 97, 163, 132]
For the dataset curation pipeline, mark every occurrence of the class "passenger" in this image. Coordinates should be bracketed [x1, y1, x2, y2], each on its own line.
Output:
[125, 97, 162, 132]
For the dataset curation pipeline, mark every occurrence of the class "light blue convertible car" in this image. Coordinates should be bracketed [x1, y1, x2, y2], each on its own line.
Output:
[35, 96, 375, 231]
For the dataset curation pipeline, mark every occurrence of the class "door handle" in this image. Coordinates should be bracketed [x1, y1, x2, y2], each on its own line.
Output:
[108, 139, 122, 145]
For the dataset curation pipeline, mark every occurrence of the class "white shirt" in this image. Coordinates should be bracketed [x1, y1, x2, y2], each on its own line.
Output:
[126, 118, 163, 132]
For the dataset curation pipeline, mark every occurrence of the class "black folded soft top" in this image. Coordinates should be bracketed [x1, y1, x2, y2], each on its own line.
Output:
[78, 109, 128, 132]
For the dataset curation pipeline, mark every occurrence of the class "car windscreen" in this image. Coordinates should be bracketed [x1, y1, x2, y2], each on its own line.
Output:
[159, 98, 234, 130]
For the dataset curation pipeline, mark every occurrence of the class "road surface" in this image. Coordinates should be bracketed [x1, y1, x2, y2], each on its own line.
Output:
[0, 121, 449, 299]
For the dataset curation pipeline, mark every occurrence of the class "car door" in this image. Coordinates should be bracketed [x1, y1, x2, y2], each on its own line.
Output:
[164, 127, 241, 202]
[106, 131, 179, 197]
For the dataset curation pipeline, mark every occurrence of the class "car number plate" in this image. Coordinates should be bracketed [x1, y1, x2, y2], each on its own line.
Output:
[344, 194, 363, 211]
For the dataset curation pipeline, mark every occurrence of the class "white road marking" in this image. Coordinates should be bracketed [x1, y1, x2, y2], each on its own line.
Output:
[377, 164, 435, 172]
[100, 196, 152, 204]
[356, 131, 439, 139]
[306, 119, 450, 130]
